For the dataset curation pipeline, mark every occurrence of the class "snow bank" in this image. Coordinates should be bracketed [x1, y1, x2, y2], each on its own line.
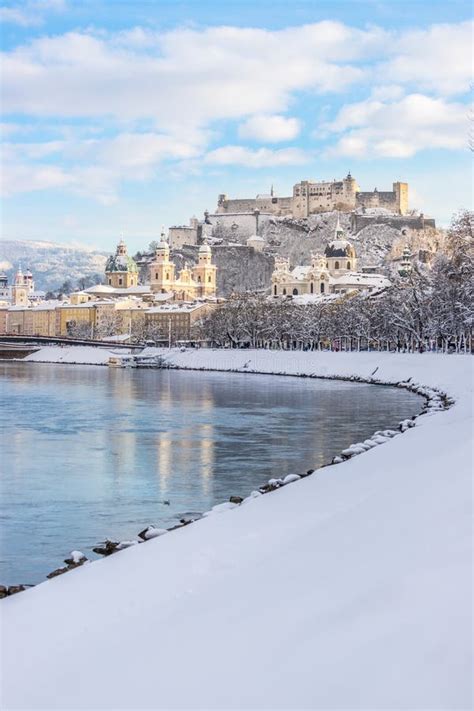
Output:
[23, 345, 118, 365]
[1, 351, 472, 710]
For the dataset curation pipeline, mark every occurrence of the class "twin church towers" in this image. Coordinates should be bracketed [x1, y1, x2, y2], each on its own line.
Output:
[105, 234, 217, 300]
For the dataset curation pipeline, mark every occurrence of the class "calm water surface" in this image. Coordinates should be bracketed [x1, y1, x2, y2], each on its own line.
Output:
[0, 362, 422, 584]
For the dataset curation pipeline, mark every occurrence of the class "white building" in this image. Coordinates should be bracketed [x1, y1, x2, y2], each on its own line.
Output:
[272, 218, 390, 298]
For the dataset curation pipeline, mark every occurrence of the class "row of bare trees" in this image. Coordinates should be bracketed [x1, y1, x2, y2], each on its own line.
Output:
[198, 211, 474, 353]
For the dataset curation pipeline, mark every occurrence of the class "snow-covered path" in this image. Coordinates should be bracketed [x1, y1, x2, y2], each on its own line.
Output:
[1, 351, 472, 710]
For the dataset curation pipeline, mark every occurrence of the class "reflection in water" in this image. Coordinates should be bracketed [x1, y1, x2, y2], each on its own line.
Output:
[0, 362, 422, 584]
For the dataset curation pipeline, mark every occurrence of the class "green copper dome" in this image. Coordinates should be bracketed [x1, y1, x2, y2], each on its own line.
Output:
[106, 240, 138, 273]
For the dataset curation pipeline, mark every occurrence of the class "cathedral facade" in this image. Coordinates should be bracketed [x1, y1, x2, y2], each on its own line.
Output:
[149, 239, 217, 300]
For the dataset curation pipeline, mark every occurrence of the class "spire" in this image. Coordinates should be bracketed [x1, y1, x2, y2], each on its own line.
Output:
[270, 184, 274, 197]
[160, 225, 166, 242]
[335, 213, 344, 238]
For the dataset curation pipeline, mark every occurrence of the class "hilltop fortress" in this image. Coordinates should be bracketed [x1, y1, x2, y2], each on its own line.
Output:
[217, 173, 409, 218]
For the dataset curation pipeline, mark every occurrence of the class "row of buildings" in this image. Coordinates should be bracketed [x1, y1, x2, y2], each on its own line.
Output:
[0, 220, 396, 342]
[0, 239, 220, 343]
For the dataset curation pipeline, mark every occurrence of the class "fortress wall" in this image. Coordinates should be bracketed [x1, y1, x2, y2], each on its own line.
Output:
[351, 213, 436, 234]
[168, 226, 198, 249]
[217, 197, 292, 216]
[356, 191, 400, 213]
[207, 212, 273, 239]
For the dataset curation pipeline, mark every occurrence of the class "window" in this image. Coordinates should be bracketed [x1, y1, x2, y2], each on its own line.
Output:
[198, 276, 201, 283]
[283, 288, 286, 295]
[155, 272, 158, 279]
[310, 282, 314, 294]
[335, 261, 340, 270]
[166, 273, 169, 280]
[274, 285, 277, 295]
[208, 276, 211, 283]
[292, 288, 298, 296]
[108, 278, 112, 285]
[320, 282, 325, 293]
[347, 261, 351, 270]
[119, 278, 123, 286]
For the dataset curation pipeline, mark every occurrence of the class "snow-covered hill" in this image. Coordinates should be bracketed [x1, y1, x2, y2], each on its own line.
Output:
[0, 240, 108, 291]
[2, 351, 471, 710]
[260, 212, 445, 270]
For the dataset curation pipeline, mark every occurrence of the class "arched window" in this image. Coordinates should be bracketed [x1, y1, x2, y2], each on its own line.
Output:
[347, 261, 351, 270]
[326, 262, 329, 268]
[118, 277, 123, 286]
[320, 282, 325, 293]
[274, 285, 277, 295]
[198, 275, 201, 283]
[108, 278, 112, 285]
[310, 282, 314, 293]
[155, 272, 158, 279]
[335, 261, 340, 270]
[208, 276, 211, 283]
[166, 273, 169, 280]
[283, 288, 287, 295]
[292, 288, 298, 296]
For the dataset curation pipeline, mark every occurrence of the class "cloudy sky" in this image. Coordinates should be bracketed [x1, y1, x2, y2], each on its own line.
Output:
[1, 0, 472, 250]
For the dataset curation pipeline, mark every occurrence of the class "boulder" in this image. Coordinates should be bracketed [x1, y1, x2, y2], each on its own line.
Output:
[92, 540, 119, 556]
[7, 585, 27, 595]
[64, 551, 87, 567]
[229, 495, 243, 504]
[46, 568, 68, 579]
[282, 474, 301, 485]
[139, 526, 168, 541]
[0, 585, 8, 598]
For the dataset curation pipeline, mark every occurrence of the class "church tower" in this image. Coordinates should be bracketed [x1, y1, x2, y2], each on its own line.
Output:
[11, 265, 30, 306]
[149, 235, 176, 293]
[191, 244, 217, 298]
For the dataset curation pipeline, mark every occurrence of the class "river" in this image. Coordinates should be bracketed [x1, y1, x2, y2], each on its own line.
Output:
[0, 362, 422, 584]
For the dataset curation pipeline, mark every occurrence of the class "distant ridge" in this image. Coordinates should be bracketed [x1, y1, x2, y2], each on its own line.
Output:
[0, 239, 108, 291]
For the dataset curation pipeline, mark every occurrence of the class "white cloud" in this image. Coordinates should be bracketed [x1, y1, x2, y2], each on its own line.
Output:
[0, 0, 65, 26]
[0, 130, 208, 203]
[327, 94, 468, 158]
[238, 115, 301, 143]
[204, 145, 309, 168]
[0, 22, 378, 131]
[1, 19, 471, 201]
[380, 21, 473, 96]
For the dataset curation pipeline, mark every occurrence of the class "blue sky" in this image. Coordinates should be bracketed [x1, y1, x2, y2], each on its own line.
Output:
[1, 0, 472, 251]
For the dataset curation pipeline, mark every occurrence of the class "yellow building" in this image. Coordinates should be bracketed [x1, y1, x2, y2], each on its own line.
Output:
[145, 302, 216, 344]
[149, 240, 217, 300]
[105, 240, 139, 288]
[272, 218, 388, 298]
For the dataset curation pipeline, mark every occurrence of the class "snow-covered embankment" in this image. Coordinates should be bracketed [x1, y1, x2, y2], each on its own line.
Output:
[2, 350, 472, 710]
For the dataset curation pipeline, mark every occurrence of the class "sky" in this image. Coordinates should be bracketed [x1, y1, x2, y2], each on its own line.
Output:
[1, 0, 472, 251]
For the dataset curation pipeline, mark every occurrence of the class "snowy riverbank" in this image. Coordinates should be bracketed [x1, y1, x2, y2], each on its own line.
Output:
[2, 350, 472, 710]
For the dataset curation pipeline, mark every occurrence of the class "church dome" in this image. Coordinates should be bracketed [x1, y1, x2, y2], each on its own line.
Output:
[155, 240, 169, 252]
[105, 241, 138, 273]
[324, 239, 356, 259]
